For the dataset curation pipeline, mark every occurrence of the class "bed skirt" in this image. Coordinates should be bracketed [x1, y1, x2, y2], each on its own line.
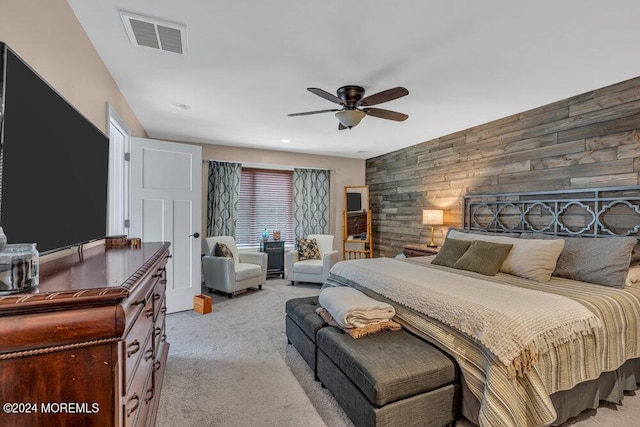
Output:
[459, 357, 640, 426]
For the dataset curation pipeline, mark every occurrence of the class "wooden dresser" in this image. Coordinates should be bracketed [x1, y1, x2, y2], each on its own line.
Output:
[0, 242, 171, 427]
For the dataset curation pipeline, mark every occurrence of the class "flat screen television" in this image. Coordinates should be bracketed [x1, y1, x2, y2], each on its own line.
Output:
[346, 192, 362, 212]
[0, 43, 109, 254]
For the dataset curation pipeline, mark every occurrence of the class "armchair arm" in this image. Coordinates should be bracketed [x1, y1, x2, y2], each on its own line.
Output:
[285, 249, 300, 266]
[322, 250, 340, 277]
[202, 256, 235, 288]
[239, 251, 268, 276]
[239, 251, 267, 268]
[285, 249, 300, 280]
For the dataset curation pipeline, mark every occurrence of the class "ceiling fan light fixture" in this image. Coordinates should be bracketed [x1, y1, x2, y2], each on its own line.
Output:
[335, 110, 366, 128]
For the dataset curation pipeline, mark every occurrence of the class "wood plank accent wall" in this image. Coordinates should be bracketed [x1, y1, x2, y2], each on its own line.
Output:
[366, 77, 640, 257]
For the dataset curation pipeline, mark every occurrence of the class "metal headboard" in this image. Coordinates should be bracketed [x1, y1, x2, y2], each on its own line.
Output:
[462, 186, 640, 239]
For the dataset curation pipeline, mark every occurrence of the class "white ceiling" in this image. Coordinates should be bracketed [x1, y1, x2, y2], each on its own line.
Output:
[67, 1, 640, 159]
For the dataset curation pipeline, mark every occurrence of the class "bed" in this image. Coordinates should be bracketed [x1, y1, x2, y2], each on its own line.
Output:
[324, 186, 640, 427]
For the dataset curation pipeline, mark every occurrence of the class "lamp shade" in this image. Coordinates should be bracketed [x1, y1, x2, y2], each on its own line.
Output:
[422, 209, 444, 225]
[335, 110, 366, 128]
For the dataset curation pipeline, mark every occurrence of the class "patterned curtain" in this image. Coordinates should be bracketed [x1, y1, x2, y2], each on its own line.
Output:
[207, 161, 241, 237]
[293, 168, 330, 237]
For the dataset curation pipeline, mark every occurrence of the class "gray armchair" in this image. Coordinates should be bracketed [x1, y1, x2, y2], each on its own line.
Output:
[202, 236, 267, 298]
[285, 234, 340, 286]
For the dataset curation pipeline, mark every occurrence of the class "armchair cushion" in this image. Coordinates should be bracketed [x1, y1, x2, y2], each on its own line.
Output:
[297, 238, 321, 261]
[307, 234, 333, 256]
[215, 242, 234, 259]
[293, 259, 324, 275]
[203, 236, 240, 264]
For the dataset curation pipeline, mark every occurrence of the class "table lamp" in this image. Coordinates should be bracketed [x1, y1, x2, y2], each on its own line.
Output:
[422, 209, 444, 248]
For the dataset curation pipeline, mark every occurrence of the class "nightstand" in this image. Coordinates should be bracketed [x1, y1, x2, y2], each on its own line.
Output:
[403, 244, 440, 258]
[260, 240, 285, 278]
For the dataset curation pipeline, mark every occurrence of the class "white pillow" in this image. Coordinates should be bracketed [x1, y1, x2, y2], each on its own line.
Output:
[447, 230, 565, 282]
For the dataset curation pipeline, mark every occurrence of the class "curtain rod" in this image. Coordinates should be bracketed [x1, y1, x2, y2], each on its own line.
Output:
[201, 159, 331, 171]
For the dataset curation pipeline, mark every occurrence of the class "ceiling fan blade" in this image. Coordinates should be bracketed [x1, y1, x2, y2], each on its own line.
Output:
[358, 87, 409, 107]
[307, 88, 345, 105]
[364, 107, 408, 121]
[288, 109, 340, 117]
[338, 123, 347, 130]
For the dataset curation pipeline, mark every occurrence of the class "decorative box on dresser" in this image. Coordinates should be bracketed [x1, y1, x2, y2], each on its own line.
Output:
[0, 242, 171, 427]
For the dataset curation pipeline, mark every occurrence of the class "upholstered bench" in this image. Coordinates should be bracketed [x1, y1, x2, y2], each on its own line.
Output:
[316, 327, 460, 427]
[285, 296, 325, 379]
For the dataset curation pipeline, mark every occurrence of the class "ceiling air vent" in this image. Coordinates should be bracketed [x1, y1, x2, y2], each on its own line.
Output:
[120, 11, 187, 55]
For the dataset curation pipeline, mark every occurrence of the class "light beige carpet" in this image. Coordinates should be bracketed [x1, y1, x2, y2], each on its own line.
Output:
[156, 279, 640, 426]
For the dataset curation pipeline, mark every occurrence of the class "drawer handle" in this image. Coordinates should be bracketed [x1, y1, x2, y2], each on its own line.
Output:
[160, 307, 167, 315]
[154, 327, 162, 337]
[161, 334, 167, 343]
[153, 267, 166, 277]
[132, 299, 145, 306]
[145, 308, 154, 318]
[144, 348, 155, 362]
[161, 279, 167, 285]
[144, 387, 155, 404]
[154, 360, 161, 372]
[126, 340, 140, 357]
[166, 254, 172, 259]
[126, 394, 139, 417]
[153, 293, 161, 301]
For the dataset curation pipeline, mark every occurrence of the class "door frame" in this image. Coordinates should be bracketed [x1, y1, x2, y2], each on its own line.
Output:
[106, 103, 130, 236]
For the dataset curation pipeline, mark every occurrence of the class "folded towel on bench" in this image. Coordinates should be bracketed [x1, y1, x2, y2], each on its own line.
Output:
[316, 307, 400, 338]
[319, 286, 396, 328]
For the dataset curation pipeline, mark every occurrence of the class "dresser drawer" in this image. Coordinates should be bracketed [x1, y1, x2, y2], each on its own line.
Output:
[122, 277, 160, 335]
[123, 357, 153, 427]
[122, 297, 154, 390]
[153, 336, 169, 390]
[138, 371, 155, 427]
[152, 279, 166, 321]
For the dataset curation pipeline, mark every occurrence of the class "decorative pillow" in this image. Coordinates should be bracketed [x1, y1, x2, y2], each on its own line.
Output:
[214, 242, 234, 259]
[521, 233, 636, 288]
[453, 240, 513, 276]
[448, 229, 565, 282]
[297, 238, 321, 261]
[431, 238, 472, 268]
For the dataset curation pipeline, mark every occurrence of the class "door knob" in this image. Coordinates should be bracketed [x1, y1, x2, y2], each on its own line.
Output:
[189, 232, 200, 238]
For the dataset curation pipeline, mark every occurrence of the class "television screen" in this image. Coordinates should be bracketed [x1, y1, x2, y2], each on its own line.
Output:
[346, 192, 361, 212]
[0, 44, 109, 254]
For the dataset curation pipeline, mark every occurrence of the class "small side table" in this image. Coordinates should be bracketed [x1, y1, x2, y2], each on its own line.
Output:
[403, 244, 440, 258]
[260, 240, 285, 278]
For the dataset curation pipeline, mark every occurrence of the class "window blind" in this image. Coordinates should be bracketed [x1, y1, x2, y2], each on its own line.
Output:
[236, 168, 293, 246]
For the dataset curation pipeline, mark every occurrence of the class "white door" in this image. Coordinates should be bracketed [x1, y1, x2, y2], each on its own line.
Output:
[130, 137, 202, 313]
[107, 104, 130, 236]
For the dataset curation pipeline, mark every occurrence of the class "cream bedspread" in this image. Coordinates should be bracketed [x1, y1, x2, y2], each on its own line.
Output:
[325, 257, 640, 427]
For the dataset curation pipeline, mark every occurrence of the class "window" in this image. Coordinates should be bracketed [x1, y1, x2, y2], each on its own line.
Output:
[236, 168, 293, 246]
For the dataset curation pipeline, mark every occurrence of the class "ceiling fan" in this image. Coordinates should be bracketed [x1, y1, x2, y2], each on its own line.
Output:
[288, 85, 409, 130]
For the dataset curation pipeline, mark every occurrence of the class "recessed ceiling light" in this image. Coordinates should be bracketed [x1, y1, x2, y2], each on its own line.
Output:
[174, 103, 191, 110]
[281, 139, 290, 143]
[353, 150, 369, 154]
